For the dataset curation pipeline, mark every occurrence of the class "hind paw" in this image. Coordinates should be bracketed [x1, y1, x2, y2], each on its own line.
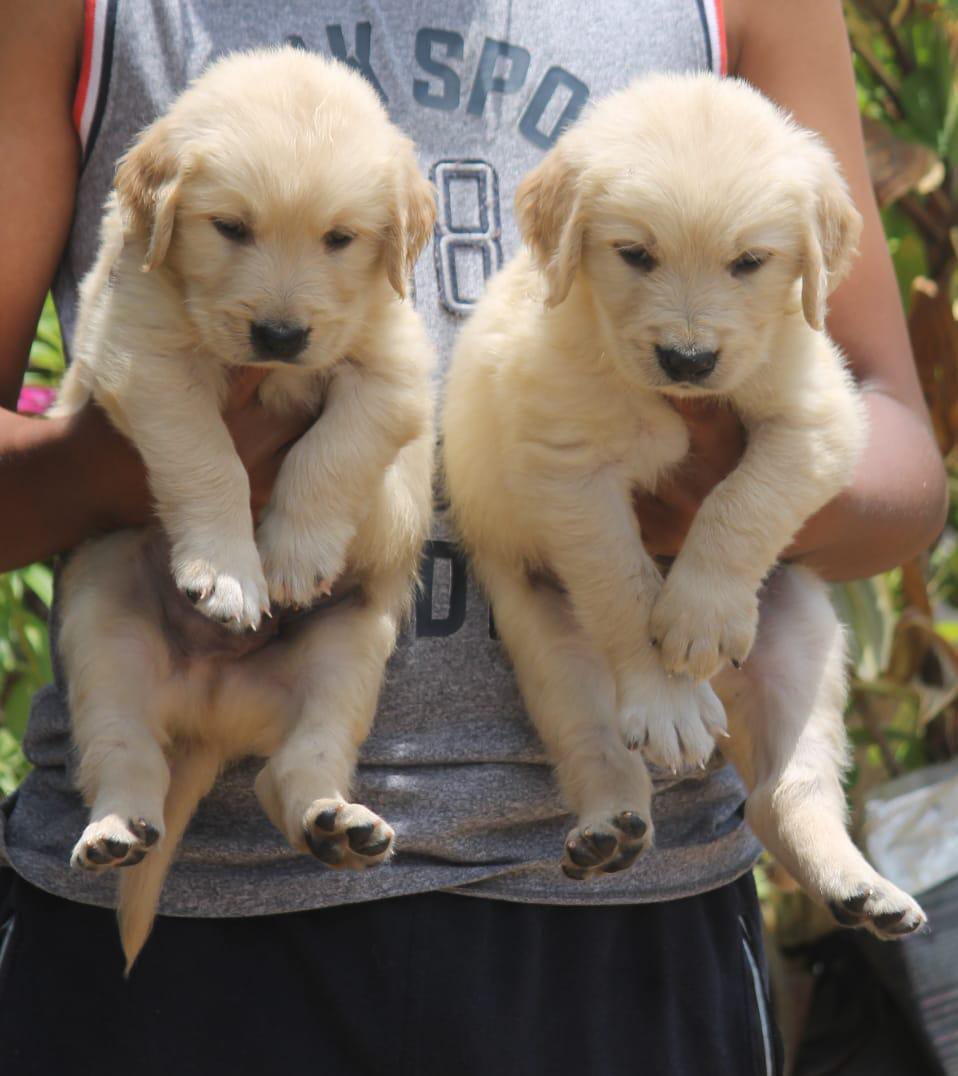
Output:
[302, 799, 394, 870]
[561, 811, 652, 880]
[71, 815, 162, 872]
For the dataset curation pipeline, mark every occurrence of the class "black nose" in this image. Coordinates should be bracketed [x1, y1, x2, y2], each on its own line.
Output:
[250, 321, 310, 361]
[655, 345, 718, 383]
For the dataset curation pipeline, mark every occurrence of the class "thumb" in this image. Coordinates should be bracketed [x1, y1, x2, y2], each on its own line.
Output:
[227, 367, 270, 409]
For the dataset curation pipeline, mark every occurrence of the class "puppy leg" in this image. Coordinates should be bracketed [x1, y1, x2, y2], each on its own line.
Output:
[480, 558, 654, 878]
[651, 396, 864, 681]
[252, 579, 405, 869]
[529, 463, 726, 771]
[67, 644, 170, 872]
[714, 567, 926, 938]
[121, 357, 268, 630]
[258, 360, 431, 608]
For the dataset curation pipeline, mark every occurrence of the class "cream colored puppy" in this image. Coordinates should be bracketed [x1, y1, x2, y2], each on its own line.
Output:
[443, 73, 925, 937]
[52, 48, 435, 968]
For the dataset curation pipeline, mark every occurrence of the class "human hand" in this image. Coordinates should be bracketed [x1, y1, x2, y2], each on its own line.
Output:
[85, 367, 317, 530]
[221, 368, 317, 520]
[632, 398, 746, 558]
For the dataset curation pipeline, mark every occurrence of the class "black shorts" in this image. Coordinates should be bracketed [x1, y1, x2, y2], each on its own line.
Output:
[0, 869, 781, 1075]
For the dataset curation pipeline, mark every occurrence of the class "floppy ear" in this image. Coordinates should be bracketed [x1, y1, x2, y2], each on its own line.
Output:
[515, 145, 586, 307]
[114, 116, 187, 272]
[385, 140, 436, 299]
[800, 145, 863, 331]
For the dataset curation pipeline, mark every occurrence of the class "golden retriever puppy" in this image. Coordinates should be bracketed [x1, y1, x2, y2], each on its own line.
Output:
[51, 47, 436, 969]
[443, 73, 926, 937]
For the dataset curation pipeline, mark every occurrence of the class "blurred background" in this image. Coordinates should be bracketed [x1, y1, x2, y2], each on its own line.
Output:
[4, 3, 958, 1072]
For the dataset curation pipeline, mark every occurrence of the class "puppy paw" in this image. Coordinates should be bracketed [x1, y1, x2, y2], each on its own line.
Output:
[302, 799, 394, 870]
[619, 669, 726, 771]
[258, 514, 353, 609]
[71, 815, 162, 872]
[827, 879, 927, 940]
[174, 545, 269, 631]
[649, 570, 758, 680]
[561, 811, 653, 880]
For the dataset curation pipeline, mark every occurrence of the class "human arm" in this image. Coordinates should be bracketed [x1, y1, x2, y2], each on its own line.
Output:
[635, 0, 948, 582]
[0, 2, 313, 573]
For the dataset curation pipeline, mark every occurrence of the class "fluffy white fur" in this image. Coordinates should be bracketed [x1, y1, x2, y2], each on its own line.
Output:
[52, 48, 436, 969]
[442, 73, 926, 937]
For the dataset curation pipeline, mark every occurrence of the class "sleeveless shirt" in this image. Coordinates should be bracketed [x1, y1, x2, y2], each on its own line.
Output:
[0, 0, 762, 917]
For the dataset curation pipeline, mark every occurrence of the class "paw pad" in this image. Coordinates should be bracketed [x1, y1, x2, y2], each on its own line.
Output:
[302, 799, 394, 870]
[71, 816, 162, 872]
[827, 885, 927, 939]
[561, 811, 651, 880]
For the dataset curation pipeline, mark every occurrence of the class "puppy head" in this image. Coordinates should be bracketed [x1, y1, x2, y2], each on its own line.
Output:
[518, 74, 861, 396]
[115, 47, 435, 369]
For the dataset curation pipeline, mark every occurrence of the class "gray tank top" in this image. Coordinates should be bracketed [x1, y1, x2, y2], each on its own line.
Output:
[2, 0, 761, 917]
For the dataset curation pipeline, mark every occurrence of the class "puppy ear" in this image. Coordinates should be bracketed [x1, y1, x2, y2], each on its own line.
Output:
[515, 146, 585, 307]
[114, 117, 187, 272]
[800, 144, 862, 331]
[385, 140, 436, 298]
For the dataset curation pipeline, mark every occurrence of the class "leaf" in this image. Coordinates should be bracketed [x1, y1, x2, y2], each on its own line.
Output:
[907, 277, 958, 455]
[0, 727, 30, 797]
[3, 676, 34, 741]
[831, 578, 897, 680]
[19, 564, 53, 610]
[899, 68, 945, 147]
[864, 115, 944, 207]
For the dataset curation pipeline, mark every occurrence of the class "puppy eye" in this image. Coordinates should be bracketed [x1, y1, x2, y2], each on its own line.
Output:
[324, 230, 355, 251]
[616, 245, 657, 272]
[212, 218, 251, 243]
[731, 252, 766, 276]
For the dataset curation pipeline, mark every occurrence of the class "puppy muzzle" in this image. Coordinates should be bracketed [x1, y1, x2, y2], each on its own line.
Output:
[654, 345, 718, 384]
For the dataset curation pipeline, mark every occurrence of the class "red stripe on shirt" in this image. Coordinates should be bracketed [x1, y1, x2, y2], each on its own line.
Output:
[714, 0, 728, 75]
[72, 0, 97, 134]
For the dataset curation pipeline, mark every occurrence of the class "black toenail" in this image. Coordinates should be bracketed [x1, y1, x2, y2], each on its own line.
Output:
[86, 844, 114, 865]
[118, 849, 147, 867]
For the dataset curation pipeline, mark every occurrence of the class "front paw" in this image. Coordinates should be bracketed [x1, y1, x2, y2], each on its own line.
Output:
[258, 513, 354, 609]
[649, 570, 759, 680]
[619, 668, 727, 772]
[173, 544, 269, 631]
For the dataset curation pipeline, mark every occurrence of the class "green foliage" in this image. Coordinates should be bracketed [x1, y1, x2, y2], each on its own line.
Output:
[0, 565, 53, 795]
[26, 294, 65, 386]
[0, 296, 63, 796]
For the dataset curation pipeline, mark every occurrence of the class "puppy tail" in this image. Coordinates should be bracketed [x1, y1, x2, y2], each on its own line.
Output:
[117, 745, 221, 975]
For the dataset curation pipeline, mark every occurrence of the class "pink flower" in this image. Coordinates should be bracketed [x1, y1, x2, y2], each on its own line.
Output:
[17, 386, 56, 415]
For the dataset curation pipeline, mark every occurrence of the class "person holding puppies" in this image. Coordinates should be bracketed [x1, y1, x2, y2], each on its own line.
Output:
[0, 2, 946, 1074]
